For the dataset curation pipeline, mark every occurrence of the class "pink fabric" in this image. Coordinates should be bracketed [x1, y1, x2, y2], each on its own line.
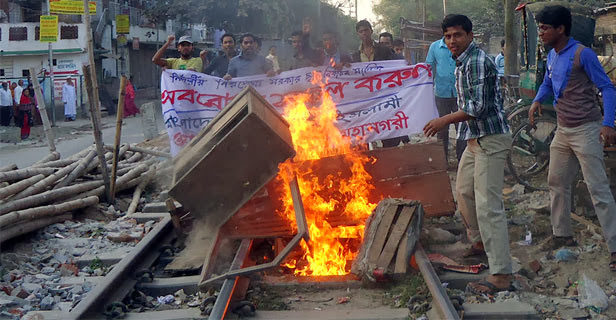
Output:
[123, 82, 140, 117]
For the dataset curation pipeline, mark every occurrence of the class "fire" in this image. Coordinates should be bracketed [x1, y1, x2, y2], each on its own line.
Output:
[276, 72, 377, 276]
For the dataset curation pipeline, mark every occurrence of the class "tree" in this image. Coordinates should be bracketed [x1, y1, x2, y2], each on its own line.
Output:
[504, 0, 519, 76]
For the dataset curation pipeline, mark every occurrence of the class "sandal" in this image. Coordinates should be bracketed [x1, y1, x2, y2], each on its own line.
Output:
[540, 236, 577, 251]
[462, 244, 487, 258]
[466, 280, 516, 295]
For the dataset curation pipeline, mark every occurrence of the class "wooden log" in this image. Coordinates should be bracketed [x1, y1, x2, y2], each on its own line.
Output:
[53, 150, 97, 189]
[64, 164, 148, 201]
[110, 75, 127, 203]
[33, 152, 61, 166]
[0, 213, 73, 244]
[84, 151, 114, 174]
[11, 162, 79, 201]
[90, 166, 132, 180]
[124, 152, 142, 163]
[127, 166, 156, 215]
[32, 159, 78, 168]
[0, 164, 18, 172]
[128, 144, 172, 159]
[0, 168, 57, 183]
[0, 174, 45, 201]
[68, 146, 95, 160]
[83, 64, 112, 202]
[29, 67, 56, 152]
[0, 180, 103, 215]
[0, 196, 98, 230]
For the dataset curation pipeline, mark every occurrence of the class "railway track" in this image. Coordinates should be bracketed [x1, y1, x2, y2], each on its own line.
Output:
[24, 209, 539, 320]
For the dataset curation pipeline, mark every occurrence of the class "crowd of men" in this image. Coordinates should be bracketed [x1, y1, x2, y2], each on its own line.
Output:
[151, 19, 409, 80]
[154, 6, 616, 295]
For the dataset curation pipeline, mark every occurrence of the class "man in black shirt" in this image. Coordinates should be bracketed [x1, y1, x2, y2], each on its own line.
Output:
[204, 33, 236, 77]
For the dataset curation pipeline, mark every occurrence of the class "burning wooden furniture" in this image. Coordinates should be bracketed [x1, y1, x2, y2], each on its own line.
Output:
[168, 84, 455, 318]
[169, 87, 309, 292]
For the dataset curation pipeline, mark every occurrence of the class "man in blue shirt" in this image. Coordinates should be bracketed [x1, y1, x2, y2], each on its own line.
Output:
[224, 34, 274, 79]
[495, 39, 505, 81]
[529, 5, 616, 271]
[426, 37, 467, 161]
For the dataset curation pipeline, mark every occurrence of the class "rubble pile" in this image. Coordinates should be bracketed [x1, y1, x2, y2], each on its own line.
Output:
[0, 215, 160, 317]
[0, 143, 171, 245]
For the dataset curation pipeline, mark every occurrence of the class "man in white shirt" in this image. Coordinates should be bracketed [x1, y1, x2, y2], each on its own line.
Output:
[62, 78, 77, 121]
[13, 80, 24, 106]
[265, 46, 281, 73]
[0, 82, 13, 126]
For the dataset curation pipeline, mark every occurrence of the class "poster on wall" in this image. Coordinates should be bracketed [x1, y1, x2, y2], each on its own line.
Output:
[39, 15, 58, 42]
[50, 0, 96, 15]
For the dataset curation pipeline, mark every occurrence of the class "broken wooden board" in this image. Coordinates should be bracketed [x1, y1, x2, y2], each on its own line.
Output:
[351, 199, 423, 278]
[376, 205, 416, 269]
[170, 86, 295, 229]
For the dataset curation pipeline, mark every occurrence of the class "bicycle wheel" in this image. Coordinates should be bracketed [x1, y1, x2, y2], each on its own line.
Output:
[507, 117, 557, 191]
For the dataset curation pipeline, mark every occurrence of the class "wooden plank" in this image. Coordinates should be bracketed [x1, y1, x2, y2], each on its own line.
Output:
[394, 232, 410, 275]
[377, 206, 416, 269]
[366, 204, 400, 266]
[371, 172, 454, 217]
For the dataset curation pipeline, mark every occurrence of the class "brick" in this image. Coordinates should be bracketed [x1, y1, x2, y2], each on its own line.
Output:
[529, 260, 542, 273]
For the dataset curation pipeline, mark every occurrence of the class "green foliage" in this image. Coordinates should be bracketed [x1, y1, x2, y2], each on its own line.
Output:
[374, 0, 505, 39]
[145, 0, 357, 51]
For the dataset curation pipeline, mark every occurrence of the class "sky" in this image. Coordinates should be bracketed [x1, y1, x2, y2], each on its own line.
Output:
[357, 0, 379, 22]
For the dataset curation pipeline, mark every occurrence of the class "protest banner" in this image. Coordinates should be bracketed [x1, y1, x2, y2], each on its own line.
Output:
[161, 60, 438, 156]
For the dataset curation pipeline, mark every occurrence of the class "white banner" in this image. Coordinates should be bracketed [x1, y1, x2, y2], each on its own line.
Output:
[161, 60, 438, 156]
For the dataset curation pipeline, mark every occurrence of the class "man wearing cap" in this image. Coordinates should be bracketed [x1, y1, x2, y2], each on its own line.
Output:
[152, 35, 206, 72]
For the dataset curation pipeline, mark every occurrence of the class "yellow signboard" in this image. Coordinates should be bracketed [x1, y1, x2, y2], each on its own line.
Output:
[116, 15, 130, 34]
[50, 0, 97, 15]
[40, 15, 58, 42]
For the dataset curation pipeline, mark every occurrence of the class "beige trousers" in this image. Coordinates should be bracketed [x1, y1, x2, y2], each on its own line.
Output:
[457, 133, 513, 274]
[548, 121, 616, 252]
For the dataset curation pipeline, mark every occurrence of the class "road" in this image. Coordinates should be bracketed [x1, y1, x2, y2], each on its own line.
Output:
[0, 115, 160, 168]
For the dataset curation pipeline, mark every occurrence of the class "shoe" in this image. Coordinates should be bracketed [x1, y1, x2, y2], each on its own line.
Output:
[540, 236, 577, 251]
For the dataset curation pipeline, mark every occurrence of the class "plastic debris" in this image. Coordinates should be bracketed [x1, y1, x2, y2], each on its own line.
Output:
[337, 296, 350, 304]
[579, 273, 608, 311]
[157, 294, 175, 304]
[555, 248, 578, 262]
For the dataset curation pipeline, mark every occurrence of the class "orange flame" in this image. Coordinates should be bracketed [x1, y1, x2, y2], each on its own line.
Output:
[276, 72, 377, 276]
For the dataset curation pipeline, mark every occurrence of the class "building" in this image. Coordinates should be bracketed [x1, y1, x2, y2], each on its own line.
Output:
[0, 0, 212, 119]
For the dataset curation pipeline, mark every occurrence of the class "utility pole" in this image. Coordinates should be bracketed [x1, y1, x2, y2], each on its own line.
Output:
[443, 0, 447, 16]
[46, 0, 56, 126]
[355, 0, 358, 20]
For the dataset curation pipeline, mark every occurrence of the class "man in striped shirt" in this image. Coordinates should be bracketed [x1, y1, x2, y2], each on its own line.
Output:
[424, 14, 513, 295]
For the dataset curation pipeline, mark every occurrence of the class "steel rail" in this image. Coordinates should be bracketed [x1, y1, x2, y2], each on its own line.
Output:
[415, 244, 460, 320]
[69, 216, 174, 319]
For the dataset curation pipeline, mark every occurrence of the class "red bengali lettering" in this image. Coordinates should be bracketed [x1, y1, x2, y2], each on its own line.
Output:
[173, 132, 195, 147]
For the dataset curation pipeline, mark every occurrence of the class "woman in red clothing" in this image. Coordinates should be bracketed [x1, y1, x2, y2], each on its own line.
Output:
[17, 88, 34, 140]
[123, 77, 140, 117]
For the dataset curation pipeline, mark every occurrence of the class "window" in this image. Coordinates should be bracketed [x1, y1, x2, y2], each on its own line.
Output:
[35, 26, 40, 40]
[53, 59, 57, 66]
[0, 70, 4, 77]
[9, 27, 27, 41]
[22, 70, 30, 77]
[60, 25, 78, 40]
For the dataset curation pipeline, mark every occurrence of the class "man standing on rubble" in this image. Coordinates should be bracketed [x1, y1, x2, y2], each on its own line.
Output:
[223, 34, 275, 80]
[424, 14, 514, 294]
[529, 5, 616, 271]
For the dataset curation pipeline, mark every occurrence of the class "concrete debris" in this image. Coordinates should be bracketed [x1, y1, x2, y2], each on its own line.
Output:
[0, 210, 159, 315]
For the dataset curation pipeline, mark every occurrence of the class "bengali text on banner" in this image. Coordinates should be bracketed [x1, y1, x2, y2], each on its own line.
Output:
[161, 60, 439, 156]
